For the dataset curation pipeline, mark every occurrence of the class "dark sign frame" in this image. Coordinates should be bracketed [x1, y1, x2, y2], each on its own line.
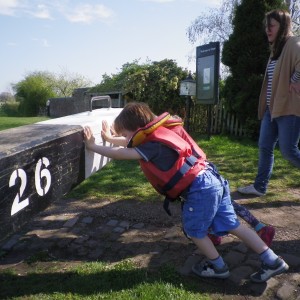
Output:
[196, 42, 220, 105]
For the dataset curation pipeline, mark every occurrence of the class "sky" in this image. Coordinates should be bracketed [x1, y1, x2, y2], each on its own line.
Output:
[0, 0, 221, 93]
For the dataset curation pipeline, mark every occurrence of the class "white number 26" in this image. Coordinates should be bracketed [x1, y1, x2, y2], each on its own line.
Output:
[9, 157, 51, 216]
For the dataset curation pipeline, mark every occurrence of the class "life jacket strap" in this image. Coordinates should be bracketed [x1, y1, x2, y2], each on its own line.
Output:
[162, 155, 198, 193]
[163, 197, 172, 216]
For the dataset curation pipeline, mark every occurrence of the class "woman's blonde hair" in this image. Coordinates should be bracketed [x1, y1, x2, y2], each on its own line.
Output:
[265, 9, 292, 60]
[114, 102, 156, 134]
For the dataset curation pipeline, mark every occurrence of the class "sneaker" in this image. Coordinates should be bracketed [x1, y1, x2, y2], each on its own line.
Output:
[192, 261, 230, 279]
[250, 257, 289, 283]
[208, 233, 222, 246]
[237, 184, 265, 196]
[257, 225, 275, 247]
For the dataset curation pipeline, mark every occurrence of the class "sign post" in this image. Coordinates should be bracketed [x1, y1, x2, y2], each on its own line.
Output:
[196, 42, 220, 138]
[180, 73, 196, 133]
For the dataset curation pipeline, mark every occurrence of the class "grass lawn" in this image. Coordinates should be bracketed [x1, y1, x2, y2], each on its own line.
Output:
[68, 133, 299, 204]
[0, 116, 49, 131]
[0, 117, 299, 299]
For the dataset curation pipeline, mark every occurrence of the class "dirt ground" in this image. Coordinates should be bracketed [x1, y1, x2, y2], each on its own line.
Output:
[1, 188, 300, 299]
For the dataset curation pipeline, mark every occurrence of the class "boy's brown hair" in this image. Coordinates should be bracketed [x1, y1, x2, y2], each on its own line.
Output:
[114, 102, 156, 134]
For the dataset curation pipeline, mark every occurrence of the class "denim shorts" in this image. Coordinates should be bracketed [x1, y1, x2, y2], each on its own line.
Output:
[182, 168, 240, 239]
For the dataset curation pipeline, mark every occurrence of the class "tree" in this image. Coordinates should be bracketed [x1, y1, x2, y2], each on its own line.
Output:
[0, 92, 17, 116]
[51, 69, 92, 97]
[12, 70, 92, 116]
[13, 72, 56, 116]
[149, 59, 186, 115]
[91, 59, 188, 116]
[91, 59, 146, 95]
[0, 92, 14, 103]
[187, 0, 239, 46]
[221, 0, 287, 137]
[289, 0, 300, 34]
[187, 0, 298, 51]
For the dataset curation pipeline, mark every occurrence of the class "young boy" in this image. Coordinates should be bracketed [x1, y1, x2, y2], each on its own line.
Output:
[84, 102, 288, 282]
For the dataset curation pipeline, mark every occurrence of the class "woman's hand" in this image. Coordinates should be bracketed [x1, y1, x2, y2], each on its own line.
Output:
[83, 126, 95, 149]
[289, 81, 300, 94]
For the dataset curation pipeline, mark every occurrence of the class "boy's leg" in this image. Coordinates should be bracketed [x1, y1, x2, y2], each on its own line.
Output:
[213, 176, 288, 283]
[191, 235, 219, 260]
[230, 224, 289, 282]
[182, 169, 232, 279]
[190, 235, 230, 279]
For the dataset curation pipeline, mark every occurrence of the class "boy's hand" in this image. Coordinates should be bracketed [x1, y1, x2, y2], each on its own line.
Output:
[101, 120, 112, 141]
[83, 126, 95, 149]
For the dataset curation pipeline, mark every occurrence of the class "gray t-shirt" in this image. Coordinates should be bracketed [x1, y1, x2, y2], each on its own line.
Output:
[135, 141, 178, 171]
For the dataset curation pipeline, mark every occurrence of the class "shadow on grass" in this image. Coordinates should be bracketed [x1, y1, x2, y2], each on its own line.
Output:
[0, 257, 278, 299]
[231, 191, 300, 207]
[0, 267, 152, 298]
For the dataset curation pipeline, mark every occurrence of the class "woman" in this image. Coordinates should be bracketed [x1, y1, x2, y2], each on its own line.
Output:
[238, 9, 300, 196]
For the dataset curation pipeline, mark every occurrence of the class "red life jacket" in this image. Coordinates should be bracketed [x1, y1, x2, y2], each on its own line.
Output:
[127, 112, 207, 199]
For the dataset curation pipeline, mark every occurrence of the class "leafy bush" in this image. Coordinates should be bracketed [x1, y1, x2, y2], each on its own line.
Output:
[90, 59, 188, 117]
[0, 101, 20, 117]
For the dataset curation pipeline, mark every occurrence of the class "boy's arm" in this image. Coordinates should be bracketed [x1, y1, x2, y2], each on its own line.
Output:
[84, 126, 141, 160]
[101, 120, 127, 147]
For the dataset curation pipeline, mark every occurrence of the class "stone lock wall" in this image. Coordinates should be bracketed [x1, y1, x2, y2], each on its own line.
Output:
[48, 88, 124, 118]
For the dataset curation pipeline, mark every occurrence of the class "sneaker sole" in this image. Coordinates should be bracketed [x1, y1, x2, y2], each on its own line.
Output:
[250, 262, 289, 283]
[237, 186, 265, 197]
[237, 189, 265, 197]
[192, 265, 230, 279]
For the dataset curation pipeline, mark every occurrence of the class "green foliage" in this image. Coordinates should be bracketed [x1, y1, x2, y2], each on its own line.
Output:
[11, 70, 91, 116]
[14, 71, 56, 116]
[221, 0, 287, 136]
[0, 101, 20, 116]
[139, 59, 187, 115]
[0, 260, 210, 299]
[90, 59, 188, 116]
[91, 59, 144, 93]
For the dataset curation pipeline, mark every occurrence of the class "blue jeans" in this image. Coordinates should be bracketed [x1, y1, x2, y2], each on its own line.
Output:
[254, 108, 300, 193]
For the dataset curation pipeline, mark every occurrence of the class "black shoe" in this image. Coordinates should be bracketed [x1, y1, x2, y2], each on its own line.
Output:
[250, 257, 289, 283]
[192, 261, 230, 279]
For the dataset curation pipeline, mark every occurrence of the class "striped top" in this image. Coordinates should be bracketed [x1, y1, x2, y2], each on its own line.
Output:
[291, 70, 300, 83]
[266, 60, 277, 106]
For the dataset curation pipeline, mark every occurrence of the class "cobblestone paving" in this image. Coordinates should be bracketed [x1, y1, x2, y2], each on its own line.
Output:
[1, 197, 300, 299]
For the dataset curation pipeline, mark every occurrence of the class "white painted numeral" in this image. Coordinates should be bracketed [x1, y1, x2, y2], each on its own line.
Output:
[10, 169, 29, 216]
[35, 157, 51, 196]
[9, 157, 52, 216]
